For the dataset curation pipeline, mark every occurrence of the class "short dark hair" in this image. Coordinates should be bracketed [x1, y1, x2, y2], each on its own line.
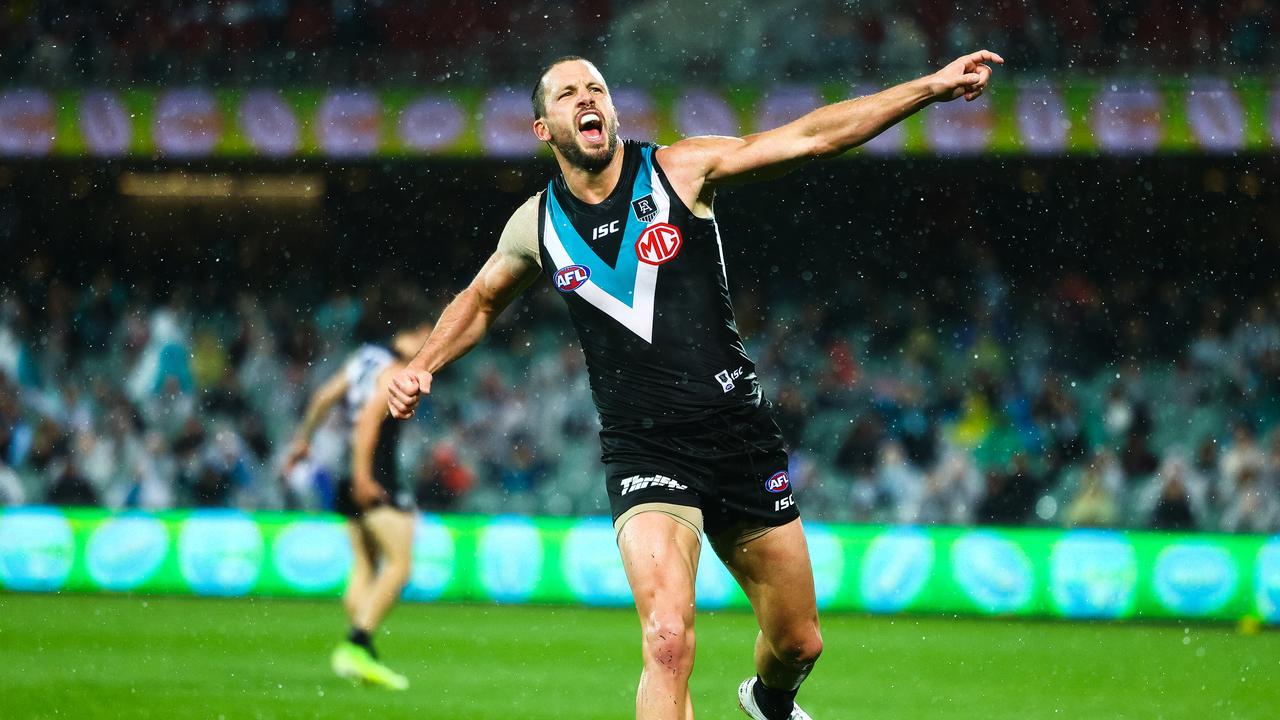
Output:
[531, 55, 591, 119]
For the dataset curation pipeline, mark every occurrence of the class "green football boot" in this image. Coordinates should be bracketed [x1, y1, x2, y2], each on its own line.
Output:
[330, 642, 409, 690]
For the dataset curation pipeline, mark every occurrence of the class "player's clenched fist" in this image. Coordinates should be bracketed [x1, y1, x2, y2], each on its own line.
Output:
[387, 367, 433, 419]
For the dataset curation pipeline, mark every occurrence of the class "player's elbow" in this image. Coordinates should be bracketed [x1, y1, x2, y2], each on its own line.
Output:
[807, 121, 876, 159]
[804, 132, 845, 160]
[803, 133, 844, 159]
[463, 284, 503, 322]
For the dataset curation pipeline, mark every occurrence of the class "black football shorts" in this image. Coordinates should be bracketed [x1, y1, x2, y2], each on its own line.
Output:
[600, 399, 800, 539]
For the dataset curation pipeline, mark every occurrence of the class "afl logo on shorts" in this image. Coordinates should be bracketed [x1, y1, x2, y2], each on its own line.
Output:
[765, 471, 791, 494]
[635, 223, 682, 265]
[555, 264, 591, 292]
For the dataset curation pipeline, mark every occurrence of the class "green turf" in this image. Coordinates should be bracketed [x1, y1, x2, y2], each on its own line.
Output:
[1, 593, 1276, 719]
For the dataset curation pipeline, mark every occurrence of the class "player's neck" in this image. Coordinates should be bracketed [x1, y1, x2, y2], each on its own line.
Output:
[556, 147, 625, 205]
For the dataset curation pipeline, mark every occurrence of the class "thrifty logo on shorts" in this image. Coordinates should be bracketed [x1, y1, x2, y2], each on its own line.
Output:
[619, 474, 688, 496]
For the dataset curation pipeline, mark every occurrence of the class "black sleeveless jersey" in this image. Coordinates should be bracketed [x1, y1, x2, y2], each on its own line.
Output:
[537, 140, 761, 429]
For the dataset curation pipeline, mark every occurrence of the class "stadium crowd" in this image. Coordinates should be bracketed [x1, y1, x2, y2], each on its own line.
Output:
[3, 248, 1279, 533]
[0, 0, 1273, 86]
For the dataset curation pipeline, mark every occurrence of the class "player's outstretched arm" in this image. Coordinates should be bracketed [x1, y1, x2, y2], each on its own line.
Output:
[660, 50, 1003, 191]
[284, 370, 349, 473]
[387, 199, 542, 420]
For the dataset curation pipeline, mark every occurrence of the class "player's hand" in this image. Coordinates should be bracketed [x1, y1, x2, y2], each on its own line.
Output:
[387, 367, 433, 419]
[352, 477, 389, 509]
[282, 438, 309, 475]
[928, 50, 1003, 102]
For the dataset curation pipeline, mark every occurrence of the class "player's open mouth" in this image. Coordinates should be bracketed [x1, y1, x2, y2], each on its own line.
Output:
[577, 111, 604, 144]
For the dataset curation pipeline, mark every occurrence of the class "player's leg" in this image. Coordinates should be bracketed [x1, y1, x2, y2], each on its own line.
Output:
[343, 519, 377, 625]
[336, 506, 414, 690]
[355, 505, 415, 633]
[332, 514, 379, 681]
[713, 519, 822, 719]
[617, 508, 702, 720]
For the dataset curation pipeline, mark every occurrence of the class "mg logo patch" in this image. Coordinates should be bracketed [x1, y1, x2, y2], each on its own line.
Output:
[632, 194, 657, 222]
[554, 264, 591, 293]
[635, 223, 682, 265]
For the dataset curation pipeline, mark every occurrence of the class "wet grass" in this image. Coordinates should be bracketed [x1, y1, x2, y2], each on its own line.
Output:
[1, 593, 1276, 719]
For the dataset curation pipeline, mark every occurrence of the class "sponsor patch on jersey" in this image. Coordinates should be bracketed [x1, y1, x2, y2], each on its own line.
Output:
[632, 194, 657, 223]
[635, 223, 683, 265]
[554, 264, 591, 293]
[765, 471, 791, 494]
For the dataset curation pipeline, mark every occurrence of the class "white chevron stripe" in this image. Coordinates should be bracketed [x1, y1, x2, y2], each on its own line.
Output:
[543, 162, 671, 344]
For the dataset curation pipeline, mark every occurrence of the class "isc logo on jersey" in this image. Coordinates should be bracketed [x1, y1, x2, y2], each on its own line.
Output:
[555, 264, 591, 293]
[765, 471, 790, 493]
[635, 223, 682, 265]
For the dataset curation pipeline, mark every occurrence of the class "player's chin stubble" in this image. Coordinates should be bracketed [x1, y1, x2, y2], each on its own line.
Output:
[553, 124, 619, 173]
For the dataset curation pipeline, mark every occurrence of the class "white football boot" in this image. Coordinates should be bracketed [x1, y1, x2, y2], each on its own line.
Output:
[737, 677, 813, 720]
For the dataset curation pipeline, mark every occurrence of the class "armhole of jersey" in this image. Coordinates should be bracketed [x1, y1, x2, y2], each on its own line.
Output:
[499, 192, 544, 269]
[536, 189, 549, 264]
[649, 145, 716, 224]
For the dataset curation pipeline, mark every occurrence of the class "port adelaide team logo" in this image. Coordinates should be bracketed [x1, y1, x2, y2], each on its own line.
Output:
[632, 194, 658, 222]
[765, 471, 791, 494]
[554, 264, 591, 293]
[636, 223, 682, 265]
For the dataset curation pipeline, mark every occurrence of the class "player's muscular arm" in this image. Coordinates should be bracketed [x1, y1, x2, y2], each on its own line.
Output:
[388, 197, 542, 419]
[411, 249, 539, 374]
[659, 51, 1003, 211]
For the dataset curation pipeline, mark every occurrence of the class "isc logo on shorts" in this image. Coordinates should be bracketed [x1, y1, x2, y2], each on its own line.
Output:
[619, 474, 688, 496]
[555, 264, 591, 292]
[765, 471, 790, 494]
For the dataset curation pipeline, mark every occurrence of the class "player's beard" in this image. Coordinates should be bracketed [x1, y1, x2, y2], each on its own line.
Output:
[550, 117, 620, 173]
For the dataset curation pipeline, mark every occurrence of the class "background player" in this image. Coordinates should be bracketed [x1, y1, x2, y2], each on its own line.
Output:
[387, 52, 1001, 719]
[285, 323, 431, 690]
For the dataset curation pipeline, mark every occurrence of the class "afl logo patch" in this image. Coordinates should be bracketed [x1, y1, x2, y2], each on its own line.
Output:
[636, 223, 682, 265]
[554, 264, 591, 292]
[765, 472, 791, 494]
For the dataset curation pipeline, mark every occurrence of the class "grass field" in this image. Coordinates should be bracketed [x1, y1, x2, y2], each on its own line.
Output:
[1, 593, 1276, 719]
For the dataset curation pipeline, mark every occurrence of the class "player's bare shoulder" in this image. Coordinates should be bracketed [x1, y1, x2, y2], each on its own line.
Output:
[656, 138, 741, 218]
[495, 190, 544, 268]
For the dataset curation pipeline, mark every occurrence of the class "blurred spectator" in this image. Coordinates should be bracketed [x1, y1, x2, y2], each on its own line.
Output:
[46, 458, 98, 506]
[1136, 454, 1211, 531]
[0, 461, 24, 505]
[498, 438, 547, 495]
[976, 455, 1044, 525]
[835, 414, 882, 479]
[1219, 466, 1280, 533]
[414, 442, 475, 511]
[1119, 431, 1159, 480]
[1062, 459, 1121, 528]
[901, 449, 981, 525]
[1219, 422, 1266, 501]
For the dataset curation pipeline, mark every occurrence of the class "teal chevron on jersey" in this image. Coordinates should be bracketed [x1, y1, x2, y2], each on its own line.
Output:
[543, 146, 658, 307]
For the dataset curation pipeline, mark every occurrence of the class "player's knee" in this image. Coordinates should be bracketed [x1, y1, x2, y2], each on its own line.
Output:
[384, 554, 412, 588]
[774, 626, 823, 668]
[641, 613, 695, 677]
